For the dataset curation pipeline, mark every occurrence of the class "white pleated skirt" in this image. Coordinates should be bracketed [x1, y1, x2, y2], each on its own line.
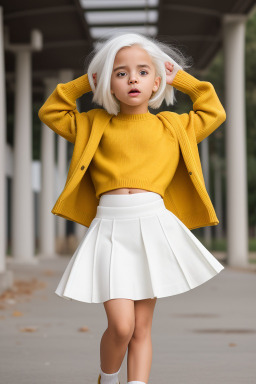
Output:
[55, 191, 224, 303]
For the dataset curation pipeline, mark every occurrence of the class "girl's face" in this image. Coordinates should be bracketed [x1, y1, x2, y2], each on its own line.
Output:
[110, 44, 161, 114]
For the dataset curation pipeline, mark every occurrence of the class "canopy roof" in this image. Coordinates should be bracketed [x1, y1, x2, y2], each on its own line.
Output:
[3, 0, 256, 95]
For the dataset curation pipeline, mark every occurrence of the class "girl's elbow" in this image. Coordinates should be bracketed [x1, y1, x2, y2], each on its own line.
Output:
[38, 106, 50, 125]
[219, 108, 226, 124]
[38, 106, 45, 122]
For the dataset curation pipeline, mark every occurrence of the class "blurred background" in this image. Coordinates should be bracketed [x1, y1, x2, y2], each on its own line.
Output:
[0, 0, 256, 289]
[1, 2, 256, 384]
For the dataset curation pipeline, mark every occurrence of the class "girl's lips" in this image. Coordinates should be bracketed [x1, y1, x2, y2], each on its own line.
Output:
[129, 89, 140, 93]
[128, 90, 141, 96]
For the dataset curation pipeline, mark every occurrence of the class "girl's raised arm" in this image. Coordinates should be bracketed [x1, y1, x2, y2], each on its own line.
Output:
[168, 69, 226, 144]
[38, 73, 93, 144]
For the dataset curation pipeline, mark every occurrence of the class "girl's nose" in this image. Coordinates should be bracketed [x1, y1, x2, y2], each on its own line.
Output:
[129, 74, 138, 83]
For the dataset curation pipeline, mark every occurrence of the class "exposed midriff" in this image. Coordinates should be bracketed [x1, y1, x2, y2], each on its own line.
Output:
[100, 187, 151, 197]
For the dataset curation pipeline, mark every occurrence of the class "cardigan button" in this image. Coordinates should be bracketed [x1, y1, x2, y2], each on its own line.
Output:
[188, 171, 192, 175]
[81, 165, 85, 170]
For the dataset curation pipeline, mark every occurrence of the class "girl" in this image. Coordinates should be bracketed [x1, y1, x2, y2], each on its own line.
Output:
[38, 32, 226, 384]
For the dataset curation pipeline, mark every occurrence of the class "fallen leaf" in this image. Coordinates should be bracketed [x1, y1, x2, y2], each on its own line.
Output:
[0, 278, 47, 307]
[20, 326, 38, 332]
[12, 311, 23, 317]
[78, 326, 89, 332]
[43, 269, 55, 276]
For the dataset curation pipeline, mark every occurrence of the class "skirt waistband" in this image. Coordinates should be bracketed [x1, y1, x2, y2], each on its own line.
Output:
[96, 192, 165, 219]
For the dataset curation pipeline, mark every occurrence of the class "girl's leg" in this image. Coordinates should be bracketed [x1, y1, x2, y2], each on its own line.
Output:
[100, 298, 135, 374]
[127, 298, 157, 384]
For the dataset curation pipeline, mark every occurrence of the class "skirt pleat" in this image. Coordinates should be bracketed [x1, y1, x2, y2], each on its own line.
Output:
[55, 192, 224, 303]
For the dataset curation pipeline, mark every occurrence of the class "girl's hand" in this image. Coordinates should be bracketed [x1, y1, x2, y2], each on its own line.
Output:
[165, 62, 179, 85]
[92, 72, 97, 87]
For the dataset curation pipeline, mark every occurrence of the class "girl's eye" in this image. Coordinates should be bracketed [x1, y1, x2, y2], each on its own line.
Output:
[116, 70, 148, 77]
[117, 72, 126, 77]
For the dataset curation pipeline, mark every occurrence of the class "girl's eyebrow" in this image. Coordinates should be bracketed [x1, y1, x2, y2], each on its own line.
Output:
[113, 64, 151, 72]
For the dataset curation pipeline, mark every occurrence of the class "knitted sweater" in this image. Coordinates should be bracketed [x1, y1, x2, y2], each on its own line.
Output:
[89, 111, 180, 199]
[38, 69, 226, 229]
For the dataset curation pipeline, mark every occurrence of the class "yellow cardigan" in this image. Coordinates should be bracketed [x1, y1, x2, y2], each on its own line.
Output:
[38, 69, 226, 230]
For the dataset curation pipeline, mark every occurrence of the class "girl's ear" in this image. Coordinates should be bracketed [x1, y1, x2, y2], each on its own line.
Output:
[152, 76, 161, 92]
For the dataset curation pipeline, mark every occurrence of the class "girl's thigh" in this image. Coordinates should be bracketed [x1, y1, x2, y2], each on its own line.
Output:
[133, 298, 157, 335]
[103, 299, 135, 339]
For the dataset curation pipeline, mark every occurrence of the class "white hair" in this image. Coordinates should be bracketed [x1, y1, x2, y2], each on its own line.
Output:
[84, 31, 192, 115]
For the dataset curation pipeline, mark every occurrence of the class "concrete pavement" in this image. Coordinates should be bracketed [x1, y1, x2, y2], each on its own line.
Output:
[0, 255, 255, 384]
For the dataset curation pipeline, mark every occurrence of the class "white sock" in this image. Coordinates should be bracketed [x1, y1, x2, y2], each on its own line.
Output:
[127, 382, 146, 384]
[100, 365, 121, 384]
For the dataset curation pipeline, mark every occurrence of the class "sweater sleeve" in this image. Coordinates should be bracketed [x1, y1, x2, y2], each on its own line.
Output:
[170, 70, 226, 144]
[38, 74, 93, 144]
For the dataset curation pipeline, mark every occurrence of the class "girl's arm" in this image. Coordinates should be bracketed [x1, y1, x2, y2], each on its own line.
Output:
[167, 66, 226, 144]
[38, 74, 92, 144]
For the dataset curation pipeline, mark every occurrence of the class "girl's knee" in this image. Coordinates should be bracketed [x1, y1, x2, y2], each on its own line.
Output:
[108, 319, 135, 342]
[132, 323, 151, 341]
[104, 299, 135, 341]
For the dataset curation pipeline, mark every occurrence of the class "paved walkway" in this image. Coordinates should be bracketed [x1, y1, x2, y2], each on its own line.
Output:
[1, 255, 256, 384]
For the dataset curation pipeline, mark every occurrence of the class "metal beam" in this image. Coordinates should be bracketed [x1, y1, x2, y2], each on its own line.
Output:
[3, 5, 77, 20]
[163, 4, 221, 18]
[88, 22, 157, 28]
[157, 34, 220, 42]
[74, 0, 94, 45]
[81, 7, 158, 12]
[42, 40, 90, 49]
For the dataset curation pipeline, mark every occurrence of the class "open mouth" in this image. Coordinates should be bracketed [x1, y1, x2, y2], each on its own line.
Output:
[129, 89, 141, 94]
